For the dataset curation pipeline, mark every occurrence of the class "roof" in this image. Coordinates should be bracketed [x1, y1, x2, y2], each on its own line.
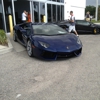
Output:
[55, 20, 69, 25]
[32, 22, 56, 25]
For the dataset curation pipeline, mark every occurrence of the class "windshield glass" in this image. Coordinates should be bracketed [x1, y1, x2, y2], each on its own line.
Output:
[32, 24, 68, 35]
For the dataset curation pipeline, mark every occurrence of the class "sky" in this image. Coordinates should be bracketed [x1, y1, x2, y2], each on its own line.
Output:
[86, 0, 100, 6]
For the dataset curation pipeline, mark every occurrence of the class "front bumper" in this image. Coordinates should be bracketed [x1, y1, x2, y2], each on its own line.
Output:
[33, 47, 82, 60]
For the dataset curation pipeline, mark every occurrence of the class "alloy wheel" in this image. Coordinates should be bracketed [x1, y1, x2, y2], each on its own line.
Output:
[94, 28, 97, 34]
[27, 40, 33, 57]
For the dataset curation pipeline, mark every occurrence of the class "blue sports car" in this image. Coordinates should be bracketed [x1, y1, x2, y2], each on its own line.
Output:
[13, 22, 82, 60]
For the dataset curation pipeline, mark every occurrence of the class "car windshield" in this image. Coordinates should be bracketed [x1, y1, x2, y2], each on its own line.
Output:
[32, 24, 68, 36]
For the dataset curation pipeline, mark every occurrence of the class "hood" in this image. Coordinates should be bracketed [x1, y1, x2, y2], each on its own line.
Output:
[33, 33, 81, 51]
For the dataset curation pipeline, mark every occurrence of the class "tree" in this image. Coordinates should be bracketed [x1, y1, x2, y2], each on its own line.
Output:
[98, 5, 100, 20]
[85, 6, 96, 17]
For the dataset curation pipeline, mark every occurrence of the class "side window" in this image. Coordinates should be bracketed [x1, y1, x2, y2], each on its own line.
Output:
[20, 23, 31, 35]
[23, 23, 31, 29]
[77, 21, 90, 26]
[24, 24, 31, 35]
[76, 21, 83, 25]
[59, 25, 66, 29]
[20, 24, 27, 29]
[26, 29, 31, 35]
[82, 21, 90, 26]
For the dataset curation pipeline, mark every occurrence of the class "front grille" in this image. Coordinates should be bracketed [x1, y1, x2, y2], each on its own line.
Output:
[41, 51, 56, 59]
[57, 48, 82, 58]
[57, 52, 74, 58]
[41, 48, 82, 59]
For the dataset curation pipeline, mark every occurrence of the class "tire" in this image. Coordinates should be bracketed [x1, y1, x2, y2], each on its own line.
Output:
[27, 40, 33, 57]
[13, 30, 17, 42]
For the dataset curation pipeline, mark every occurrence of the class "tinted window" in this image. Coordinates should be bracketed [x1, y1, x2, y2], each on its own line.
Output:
[61, 0, 64, 3]
[76, 20, 90, 26]
[20, 23, 30, 29]
[32, 24, 67, 35]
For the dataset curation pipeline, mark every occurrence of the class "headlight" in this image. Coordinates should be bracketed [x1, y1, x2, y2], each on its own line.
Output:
[39, 41, 49, 48]
[77, 38, 82, 45]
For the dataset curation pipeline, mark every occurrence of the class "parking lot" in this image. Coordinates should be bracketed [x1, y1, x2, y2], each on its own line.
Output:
[0, 34, 100, 100]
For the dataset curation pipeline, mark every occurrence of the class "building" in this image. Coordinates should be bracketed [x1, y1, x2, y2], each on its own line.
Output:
[0, 0, 86, 33]
[64, 0, 86, 20]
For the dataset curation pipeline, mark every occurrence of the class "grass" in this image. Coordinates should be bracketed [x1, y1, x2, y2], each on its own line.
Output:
[91, 19, 100, 23]
[0, 29, 8, 46]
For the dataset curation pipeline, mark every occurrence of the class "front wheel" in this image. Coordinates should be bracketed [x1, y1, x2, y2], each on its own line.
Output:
[27, 40, 33, 57]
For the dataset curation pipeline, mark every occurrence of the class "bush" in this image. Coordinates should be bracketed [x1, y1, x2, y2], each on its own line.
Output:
[0, 29, 8, 46]
[91, 19, 100, 23]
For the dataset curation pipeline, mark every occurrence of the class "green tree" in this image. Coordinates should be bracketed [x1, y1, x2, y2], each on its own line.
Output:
[98, 5, 100, 20]
[85, 6, 96, 17]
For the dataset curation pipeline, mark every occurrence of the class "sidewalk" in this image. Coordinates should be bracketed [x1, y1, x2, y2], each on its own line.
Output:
[0, 33, 13, 55]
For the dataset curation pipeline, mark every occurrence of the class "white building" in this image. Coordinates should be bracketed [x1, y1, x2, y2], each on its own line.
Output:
[0, 0, 86, 33]
[64, 0, 86, 20]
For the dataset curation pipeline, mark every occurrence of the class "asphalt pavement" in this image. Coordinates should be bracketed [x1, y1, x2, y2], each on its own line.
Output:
[0, 34, 100, 100]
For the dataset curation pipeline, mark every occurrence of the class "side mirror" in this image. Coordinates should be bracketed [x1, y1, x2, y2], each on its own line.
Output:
[90, 23, 93, 26]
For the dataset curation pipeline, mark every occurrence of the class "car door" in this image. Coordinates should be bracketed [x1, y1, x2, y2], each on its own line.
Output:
[18, 23, 29, 45]
[22, 23, 32, 45]
[76, 20, 92, 33]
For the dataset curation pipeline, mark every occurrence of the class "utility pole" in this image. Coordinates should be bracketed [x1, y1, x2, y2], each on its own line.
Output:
[95, 0, 98, 21]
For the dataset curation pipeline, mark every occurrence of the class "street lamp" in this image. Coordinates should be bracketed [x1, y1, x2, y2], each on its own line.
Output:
[95, 0, 98, 21]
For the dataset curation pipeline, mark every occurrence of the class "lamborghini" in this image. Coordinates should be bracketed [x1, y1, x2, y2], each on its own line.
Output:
[13, 22, 82, 60]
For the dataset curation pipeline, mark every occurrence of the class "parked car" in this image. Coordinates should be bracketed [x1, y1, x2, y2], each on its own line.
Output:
[55, 20, 100, 34]
[13, 22, 82, 60]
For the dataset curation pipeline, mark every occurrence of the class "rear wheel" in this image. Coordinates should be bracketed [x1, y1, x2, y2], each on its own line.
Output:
[13, 30, 17, 42]
[93, 28, 98, 34]
[27, 40, 33, 57]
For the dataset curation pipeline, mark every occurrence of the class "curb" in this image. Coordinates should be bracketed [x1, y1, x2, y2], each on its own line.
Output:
[94, 23, 100, 24]
[0, 34, 13, 55]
